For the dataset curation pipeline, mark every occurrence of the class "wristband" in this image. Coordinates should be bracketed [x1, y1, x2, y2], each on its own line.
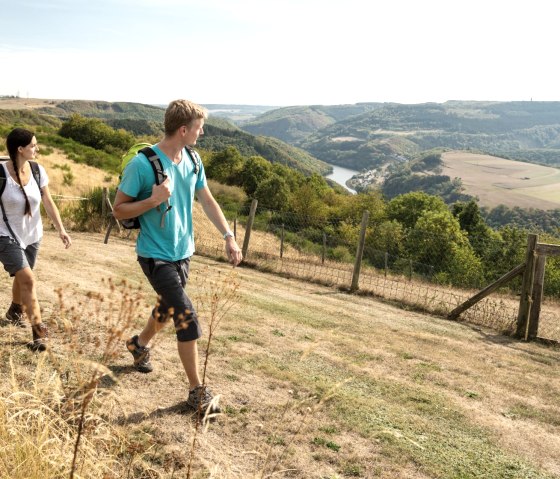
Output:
[223, 230, 234, 240]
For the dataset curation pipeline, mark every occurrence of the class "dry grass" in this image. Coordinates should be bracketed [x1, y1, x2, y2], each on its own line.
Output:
[2, 230, 559, 478]
[442, 151, 560, 210]
[0, 97, 59, 110]
[37, 148, 118, 197]
[191, 205, 560, 343]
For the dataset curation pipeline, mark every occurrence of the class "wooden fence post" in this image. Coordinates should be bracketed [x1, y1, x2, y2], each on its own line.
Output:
[103, 187, 121, 244]
[102, 187, 108, 225]
[384, 252, 388, 278]
[241, 199, 258, 259]
[350, 210, 369, 292]
[322, 232, 327, 265]
[516, 234, 538, 339]
[527, 255, 546, 340]
[280, 223, 285, 259]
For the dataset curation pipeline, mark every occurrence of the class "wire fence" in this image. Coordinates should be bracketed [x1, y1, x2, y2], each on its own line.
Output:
[58, 191, 560, 342]
[193, 202, 560, 344]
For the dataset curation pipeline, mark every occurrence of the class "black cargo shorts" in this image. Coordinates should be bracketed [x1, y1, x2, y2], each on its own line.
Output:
[138, 256, 202, 342]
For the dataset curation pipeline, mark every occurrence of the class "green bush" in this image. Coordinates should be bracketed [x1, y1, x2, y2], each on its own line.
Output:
[66, 186, 116, 231]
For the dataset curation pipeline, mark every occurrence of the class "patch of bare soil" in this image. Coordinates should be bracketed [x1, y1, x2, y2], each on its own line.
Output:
[1, 230, 559, 478]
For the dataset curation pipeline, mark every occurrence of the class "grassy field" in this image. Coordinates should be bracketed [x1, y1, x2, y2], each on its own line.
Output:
[0, 97, 63, 110]
[1, 230, 559, 478]
[0, 127, 559, 478]
[441, 151, 560, 210]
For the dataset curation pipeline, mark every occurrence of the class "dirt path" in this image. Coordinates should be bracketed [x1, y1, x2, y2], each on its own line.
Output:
[2, 230, 559, 478]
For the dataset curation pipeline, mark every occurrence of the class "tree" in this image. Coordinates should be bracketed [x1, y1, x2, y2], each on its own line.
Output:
[338, 190, 386, 226]
[204, 146, 244, 184]
[59, 114, 134, 153]
[239, 155, 273, 196]
[289, 182, 328, 228]
[367, 220, 405, 258]
[255, 174, 290, 211]
[452, 200, 495, 258]
[387, 191, 448, 230]
[406, 210, 483, 286]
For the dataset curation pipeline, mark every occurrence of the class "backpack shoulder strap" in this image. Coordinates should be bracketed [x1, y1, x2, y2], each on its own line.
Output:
[0, 163, 18, 241]
[29, 161, 43, 196]
[139, 146, 166, 185]
[0, 163, 7, 198]
[184, 147, 200, 177]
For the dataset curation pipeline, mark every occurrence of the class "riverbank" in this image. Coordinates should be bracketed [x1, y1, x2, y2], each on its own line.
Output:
[325, 163, 358, 194]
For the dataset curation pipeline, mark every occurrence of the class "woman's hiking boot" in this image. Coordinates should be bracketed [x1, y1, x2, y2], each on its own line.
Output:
[5, 302, 26, 328]
[126, 335, 153, 373]
[28, 323, 48, 352]
[187, 385, 221, 416]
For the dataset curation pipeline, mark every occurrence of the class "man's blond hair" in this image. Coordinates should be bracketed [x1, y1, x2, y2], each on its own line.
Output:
[164, 99, 208, 135]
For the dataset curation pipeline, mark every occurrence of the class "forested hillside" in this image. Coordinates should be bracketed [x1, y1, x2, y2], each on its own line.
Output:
[0, 99, 329, 175]
[241, 103, 383, 143]
[244, 100, 560, 171]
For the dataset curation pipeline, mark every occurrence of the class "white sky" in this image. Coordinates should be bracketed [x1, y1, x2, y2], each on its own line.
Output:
[1, 0, 558, 107]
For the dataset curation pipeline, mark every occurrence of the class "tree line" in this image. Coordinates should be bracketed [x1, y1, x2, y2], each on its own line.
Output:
[6, 112, 558, 296]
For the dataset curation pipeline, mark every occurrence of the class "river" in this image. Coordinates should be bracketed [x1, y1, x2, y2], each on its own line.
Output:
[325, 163, 359, 194]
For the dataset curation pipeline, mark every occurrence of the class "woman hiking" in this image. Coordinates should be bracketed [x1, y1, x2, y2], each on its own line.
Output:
[1, 127, 71, 351]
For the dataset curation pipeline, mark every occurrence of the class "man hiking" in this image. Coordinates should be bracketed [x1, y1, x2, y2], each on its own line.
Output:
[113, 99, 242, 414]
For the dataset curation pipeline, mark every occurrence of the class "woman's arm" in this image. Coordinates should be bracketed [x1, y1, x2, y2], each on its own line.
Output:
[41, 185, 71, 248]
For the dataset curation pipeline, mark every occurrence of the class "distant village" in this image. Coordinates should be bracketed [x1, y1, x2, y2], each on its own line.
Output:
[346, 155, 408, 192]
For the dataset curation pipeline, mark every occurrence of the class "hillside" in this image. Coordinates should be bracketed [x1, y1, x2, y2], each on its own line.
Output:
[241, 103, 383, 143]
[0, 98, 329, 176]
[244, 101, 560, 172]
[1, 230, 559, 478]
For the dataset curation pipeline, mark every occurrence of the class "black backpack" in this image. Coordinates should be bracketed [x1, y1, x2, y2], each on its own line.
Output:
[119, 146, 168, 230]
[104, 145, 200, 242]
[0, 159, 42, 241]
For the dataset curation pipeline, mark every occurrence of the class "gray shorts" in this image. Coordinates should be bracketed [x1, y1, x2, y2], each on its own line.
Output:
[138, 256, 202, 342]
[0, 236, 41, 276]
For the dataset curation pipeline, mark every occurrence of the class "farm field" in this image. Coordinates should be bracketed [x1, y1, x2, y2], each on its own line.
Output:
[441, 151, 560, 210]
[1, 230, 559, 478]
[0, 97, 59, 110]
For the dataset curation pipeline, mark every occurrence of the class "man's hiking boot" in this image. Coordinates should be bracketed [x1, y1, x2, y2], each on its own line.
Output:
[126, 335, 153, 373]
[27, 323, 48, 352]
[5, 303, 26, 328]
[187, 385, 221, 416]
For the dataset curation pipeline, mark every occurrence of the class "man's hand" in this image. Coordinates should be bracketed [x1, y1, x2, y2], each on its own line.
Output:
[151, 178, 171, 205]
[225, 237, 243, 266]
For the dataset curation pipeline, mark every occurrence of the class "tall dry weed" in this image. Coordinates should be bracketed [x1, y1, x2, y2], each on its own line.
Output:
[185, 266, 241, 478]
[0, 279, 152, 479]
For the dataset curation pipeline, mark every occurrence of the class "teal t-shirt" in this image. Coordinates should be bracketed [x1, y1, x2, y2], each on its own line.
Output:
[118, 145, 207, 261]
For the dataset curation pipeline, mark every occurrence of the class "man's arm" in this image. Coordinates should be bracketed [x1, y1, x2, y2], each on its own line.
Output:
[197, 186, 242, 266]
[113, 179, 171, 220]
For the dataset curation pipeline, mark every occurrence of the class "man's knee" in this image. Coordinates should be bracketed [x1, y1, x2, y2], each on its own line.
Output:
[176, 309, 202, 342]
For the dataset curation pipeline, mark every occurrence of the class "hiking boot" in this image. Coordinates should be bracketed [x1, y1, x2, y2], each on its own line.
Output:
[5, 303, 26, 328]
[126, 335, 153, 373]
[27, 323, 48, 352]
[187, 385, 221, 415]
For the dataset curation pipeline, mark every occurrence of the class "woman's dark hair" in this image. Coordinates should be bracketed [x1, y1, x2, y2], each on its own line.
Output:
[6, 128, 35, 216]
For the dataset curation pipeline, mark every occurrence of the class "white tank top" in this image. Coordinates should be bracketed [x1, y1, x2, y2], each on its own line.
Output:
[0, 161, 48, 248]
